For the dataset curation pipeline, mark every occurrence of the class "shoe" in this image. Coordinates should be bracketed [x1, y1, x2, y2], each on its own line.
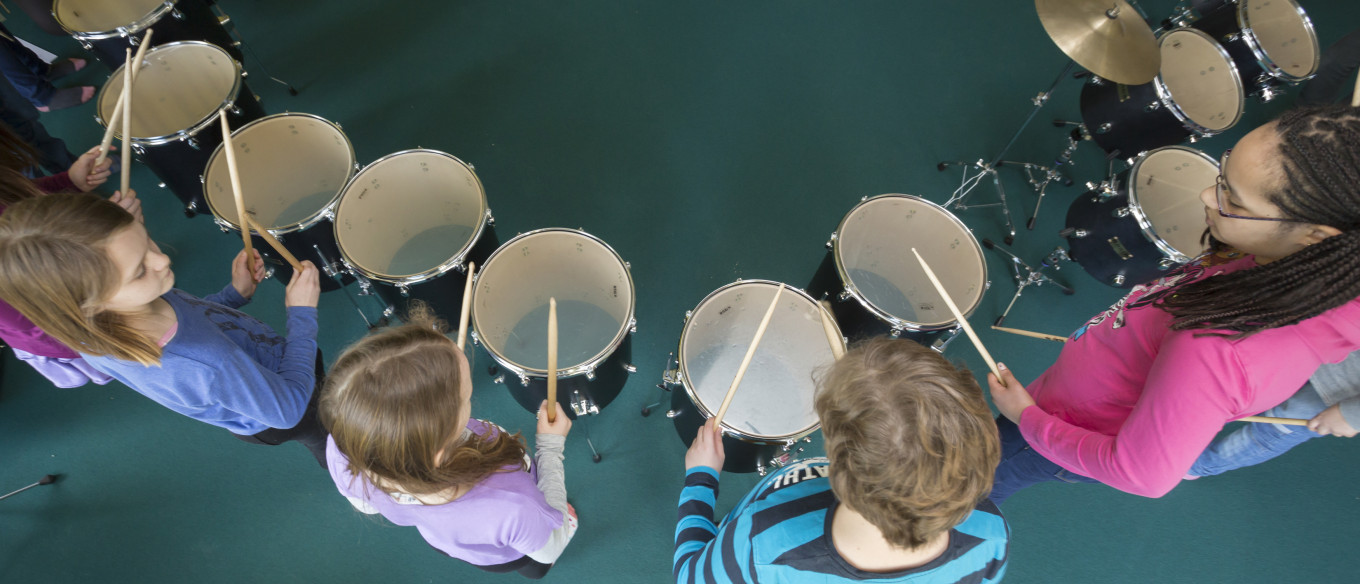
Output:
[36, 86, 94, 113]
[45, 58, 87, 81]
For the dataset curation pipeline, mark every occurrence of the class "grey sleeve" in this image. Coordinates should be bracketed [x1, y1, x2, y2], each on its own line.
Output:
[1310, 351, 1360, 427]
[527, 433, 576, 564]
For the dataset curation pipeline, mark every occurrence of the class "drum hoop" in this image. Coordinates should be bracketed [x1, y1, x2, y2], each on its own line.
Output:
[54, 0, 176, 39]
[333, 149, 491, 285]
[830, 194, 987, 332]
[93, 41, 244, 147]
[201, 113, 356, 234]
[471, 228, 636, 380]
[1237, 0, 1320, 82]
[1153, 28, 1244, 140]
[1126, 145, 1219, 263]
[676, 279, 830, 442]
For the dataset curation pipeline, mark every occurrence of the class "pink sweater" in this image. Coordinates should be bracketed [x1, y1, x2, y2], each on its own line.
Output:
[1021, 251, 1360, 497]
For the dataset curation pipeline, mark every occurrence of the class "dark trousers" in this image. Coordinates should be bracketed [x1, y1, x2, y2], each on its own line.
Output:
[231, 351, 328, 468]
[1298, 27, 1360, 106]
[989, 415, 1098, 505]
[0, 23, 54, 108]
[474, 555, 553, 579]
[0, 79, 75, 176]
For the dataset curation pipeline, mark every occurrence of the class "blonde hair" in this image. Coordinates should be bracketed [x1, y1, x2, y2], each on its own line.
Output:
[815, 337, 1000, 549]
[0, 193, 161, 364]
[320, 303, 527, 498]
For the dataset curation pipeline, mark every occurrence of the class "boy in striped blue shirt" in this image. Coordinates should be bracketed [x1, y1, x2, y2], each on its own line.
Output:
[675, 338, 1009, 583]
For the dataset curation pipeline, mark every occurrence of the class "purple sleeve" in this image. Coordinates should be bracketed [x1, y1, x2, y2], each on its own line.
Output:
[0, 298, 80, 359]
[34, 172, 77, 194]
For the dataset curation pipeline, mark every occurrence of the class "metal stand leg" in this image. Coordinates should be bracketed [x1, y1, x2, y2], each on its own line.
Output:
[579, 414, 602, 463]
[981, 239, 1074, 326]
[212, 3, 300, 95]
[642, 352, 677, 417]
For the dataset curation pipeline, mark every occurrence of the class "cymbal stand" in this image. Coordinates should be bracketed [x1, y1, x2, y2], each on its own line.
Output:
[939, 60, 1076, 245]
[981, 238, 1074, 326]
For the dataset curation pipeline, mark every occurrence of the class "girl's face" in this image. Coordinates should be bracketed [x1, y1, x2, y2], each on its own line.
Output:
[99, 223, 174, 313]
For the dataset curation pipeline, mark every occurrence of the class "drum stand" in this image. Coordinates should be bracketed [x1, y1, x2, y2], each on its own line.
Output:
[938, 61, 1077, 245]
[981, 238, 1074, 325]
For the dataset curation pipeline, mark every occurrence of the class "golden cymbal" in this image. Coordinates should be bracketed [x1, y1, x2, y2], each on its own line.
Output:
[1036, 0, 1160, 85]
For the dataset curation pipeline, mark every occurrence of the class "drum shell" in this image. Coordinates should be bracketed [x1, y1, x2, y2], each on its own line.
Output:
[55, 0, 243, 68]
[1079, 78, 1188, 158]
[669, 385, 802, 474]
[369, 223, 501, 321]
[806, 251, 949, 345]
[136, 83, 265, 215]
[1192, 5, 1271, 87]
[489, 333, 632, 421]
[214, 216, 348, 292]
[1066, 186, 1181, 288]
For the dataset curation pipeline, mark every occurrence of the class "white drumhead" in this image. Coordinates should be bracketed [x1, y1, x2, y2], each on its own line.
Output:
[835, 195, 986, 330]
[1129, 146, 1218, 260]
[472, 229, 634, 374]
[679, 281, 828, 440]
[334, 150, 487, 280]
[203, 114, 354, 231]
[55, 0, 166, 33]
[1158, 28, 1243, 132]
[97, 42, 239, 141]
[1242, 0, 1319, 80]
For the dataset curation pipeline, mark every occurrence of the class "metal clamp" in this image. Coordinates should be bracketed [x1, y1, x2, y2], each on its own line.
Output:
[570, 390, 599, 417]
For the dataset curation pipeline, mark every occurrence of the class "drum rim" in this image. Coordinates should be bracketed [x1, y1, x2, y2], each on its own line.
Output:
[1125, 145, 1219, 264]
[1153, 28, 1245, 138]
[1237, 0, 1320, 82]
[829, 193, 988, 332]
[676, 279, 832, 442]
[470, 227, 637, 380]
[94, 41, 244, 147]
[201, 113, 357, 235]
[333, 148, 492, 285]
[53, 0, 175, 39]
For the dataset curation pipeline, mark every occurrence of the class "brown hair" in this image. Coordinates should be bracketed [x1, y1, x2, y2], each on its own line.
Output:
[0, 192, 162, 364]
[320, 302, 528, 499]
[815, 337, 999, 549]
[0, 121, 54, 207]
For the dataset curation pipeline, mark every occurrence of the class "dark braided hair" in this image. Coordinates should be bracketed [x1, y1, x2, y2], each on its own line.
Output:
[1160, 105, 1360, 338]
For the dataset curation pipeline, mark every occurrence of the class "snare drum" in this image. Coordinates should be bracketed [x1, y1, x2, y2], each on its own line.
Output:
[333, 150, 499, 319]
[1080, 28, 1243, 158]
[54, 0, 242, 68]
[1192, 0, 1319, 100]
[806, 194, 986, 346]
[471, 229, 637, 419]
[96, 41, 265, 216]
[1065, 145, 1219, 288]
[203, 113, 357, 292]
[665, 280, 843, 474]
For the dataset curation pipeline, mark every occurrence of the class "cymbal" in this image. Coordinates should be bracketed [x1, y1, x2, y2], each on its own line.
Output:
[1036, 0, 1160, 85]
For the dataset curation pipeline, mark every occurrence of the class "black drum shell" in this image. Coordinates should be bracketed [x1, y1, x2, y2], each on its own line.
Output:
[68, 0, 244, 69]
[491, 333, 632, 420]
[1191, 3, 1272, 87]
[1064, 183, 1193, 289]
[806, 251, 951, 346]
[225, 216, 349, 293]
[368, 223, 501, 323]
[669, 383, 797, 474]
[1079, 78, 1189, 159]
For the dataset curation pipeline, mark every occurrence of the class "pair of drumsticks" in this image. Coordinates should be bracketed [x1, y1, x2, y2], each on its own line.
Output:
[94, 30, 155, 196]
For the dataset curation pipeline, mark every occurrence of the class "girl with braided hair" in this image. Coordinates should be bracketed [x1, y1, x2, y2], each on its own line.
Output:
[985, 105, 1360, 502]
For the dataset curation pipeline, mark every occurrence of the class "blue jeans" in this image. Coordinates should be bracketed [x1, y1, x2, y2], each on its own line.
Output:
[1188, 382, 1324, 477]
[990, 416, 1098, 504]
[0, 23, 55, 107]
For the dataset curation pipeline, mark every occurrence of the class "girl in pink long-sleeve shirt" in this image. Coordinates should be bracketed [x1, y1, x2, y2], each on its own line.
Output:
[986, 105, 1360, 502]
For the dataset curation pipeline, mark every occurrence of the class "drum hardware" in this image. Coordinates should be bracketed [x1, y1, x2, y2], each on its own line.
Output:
[640, 351, 679, 417]
[981, 238, 1075, 327]
[569, 390, 599, 417]
[205, 2, 298, 95]
[311, 243, 393, 330]
[928, 327, 965, 354]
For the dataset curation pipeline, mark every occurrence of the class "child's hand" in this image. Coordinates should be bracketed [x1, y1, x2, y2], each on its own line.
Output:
[69, 145, 113, 192]
[109, 189, 143, 224]
[285, 261, 320, 308]
[685, 418, 725, 472]
[537, 400, 572, 436]
[1307, 404, 1357, 437]
[230, 249, 267, 299]
[987, 362, 1035, 424]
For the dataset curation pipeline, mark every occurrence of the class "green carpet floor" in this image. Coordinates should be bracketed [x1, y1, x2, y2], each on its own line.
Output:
[2, 1, 1358, 582]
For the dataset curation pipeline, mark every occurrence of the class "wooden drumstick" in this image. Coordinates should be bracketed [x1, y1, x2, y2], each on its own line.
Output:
[243, 215, 302, 272]
[456, 262, 476, 351]
[818, 300, 845, 360]
[96, 29, 152, 167]
[911, 248, 1004, 385]
[546, 297, 559, 423]
[119, 49, 132, 196]
[219, 110, 256, 274]
[1238, 415, 1309, 426]
[991, 325, 1068, 343]
[1352, 69, 1360, 107]
[713, 283, 784, 429]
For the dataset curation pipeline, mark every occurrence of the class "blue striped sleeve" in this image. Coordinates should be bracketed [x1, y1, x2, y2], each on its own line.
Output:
[674, 467, 720, 584]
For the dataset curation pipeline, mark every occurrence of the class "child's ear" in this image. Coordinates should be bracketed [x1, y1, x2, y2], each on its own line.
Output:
[1303, 224, 1343, 246]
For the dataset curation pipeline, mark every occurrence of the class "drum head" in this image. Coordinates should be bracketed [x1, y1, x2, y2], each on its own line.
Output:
[1128, 146, 1218, 261]
[679, 281, 827, 440]
[97, 42, 240, 142]
[334, 150, 487, 281]
[54, 0, 167, 33]
[1242, 0, 1319, 80]
[203, 114, 355, 231]
[834, 195, 985, 330]
[472, 229, 634, 375]
[1158, 28, 1243, 133]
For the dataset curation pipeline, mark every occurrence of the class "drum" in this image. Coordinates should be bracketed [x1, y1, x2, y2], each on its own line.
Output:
[1064, 146, 1219, 288]
[1080, 28, 1243, 158]
[471, 229, 637, 419]
[53, 0, 242, 68]
[1191, 0, 1319, 100]
[202, 113, 357, 292]
[96, 41, 265, 216]
[806, 194, 986, 347]
[333, 149, 499, 319]
[664, 280, 843, 475]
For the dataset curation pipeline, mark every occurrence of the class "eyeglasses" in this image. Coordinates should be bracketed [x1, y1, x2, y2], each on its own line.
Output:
[1215, 149, 1293, 223]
